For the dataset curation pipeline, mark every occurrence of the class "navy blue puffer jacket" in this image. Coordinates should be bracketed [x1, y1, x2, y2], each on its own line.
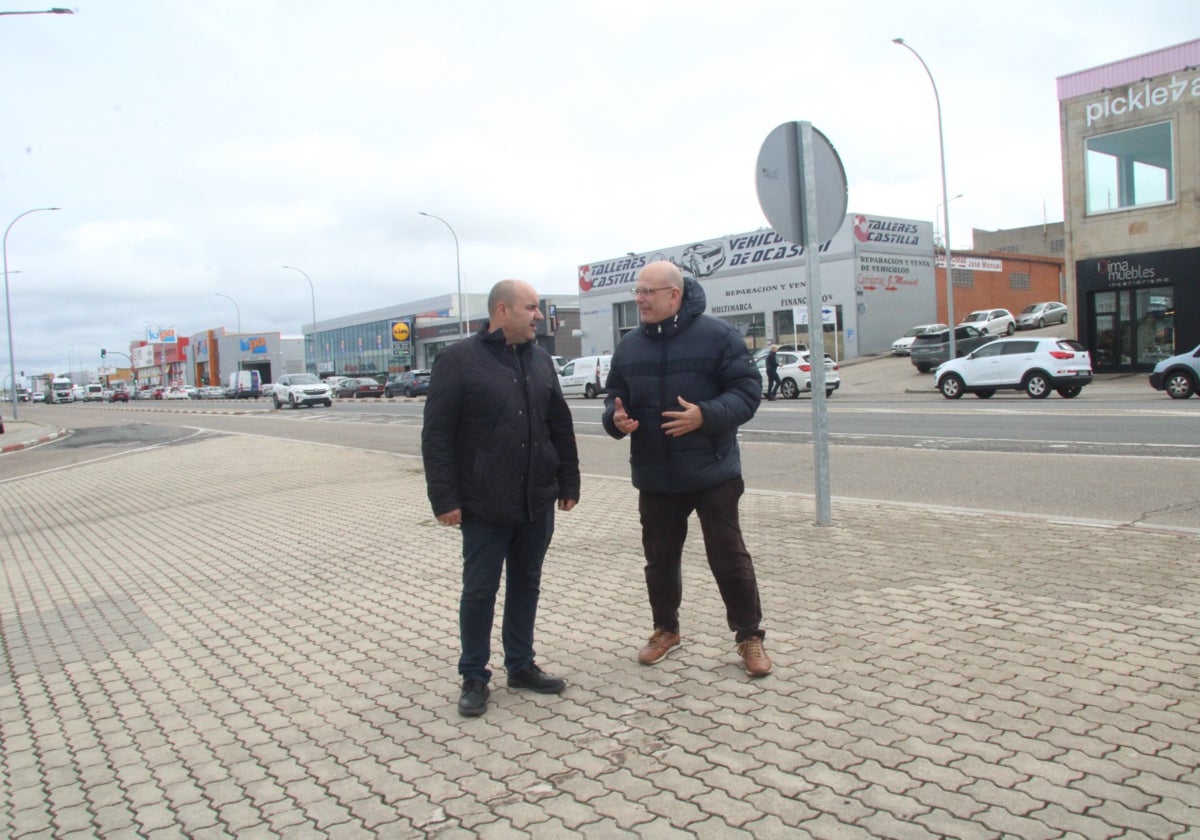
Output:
[601, 278, 761, 494]
[422, 326, 580, 525]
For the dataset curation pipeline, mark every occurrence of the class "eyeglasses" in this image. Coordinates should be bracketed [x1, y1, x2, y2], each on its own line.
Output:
[631, 286, 675, 298]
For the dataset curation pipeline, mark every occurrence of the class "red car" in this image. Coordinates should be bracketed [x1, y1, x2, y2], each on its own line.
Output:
[109, 390, 130, 403]
[336, 377, 385, 399]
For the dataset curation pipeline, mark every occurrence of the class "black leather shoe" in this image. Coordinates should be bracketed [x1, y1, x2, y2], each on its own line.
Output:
[458, 678, 489, 717]
[506, 663, 565, 694]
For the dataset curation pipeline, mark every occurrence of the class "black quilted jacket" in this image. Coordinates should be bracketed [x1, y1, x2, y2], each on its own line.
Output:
[601, 277, 761, 494]
[422, 326, 580, 525]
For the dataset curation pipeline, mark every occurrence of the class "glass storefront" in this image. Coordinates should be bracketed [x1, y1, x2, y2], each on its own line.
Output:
[1091, 287, 1175, 368]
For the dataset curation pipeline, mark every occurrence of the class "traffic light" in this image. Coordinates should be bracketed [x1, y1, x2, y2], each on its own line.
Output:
[101, 348, 107, 359]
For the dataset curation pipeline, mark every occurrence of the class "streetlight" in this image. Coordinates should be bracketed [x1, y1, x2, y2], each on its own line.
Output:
[214, 292, 242, 372]
[4, 206, 60, 421]
[934, 193, 963, 246]
[893, 37, 958, 357]
[282, 265, 317, 373]
[418, 211, 465, 342]
[0, 8, 74, 15]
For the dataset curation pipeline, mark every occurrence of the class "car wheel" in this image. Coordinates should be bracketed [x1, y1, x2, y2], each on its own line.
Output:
[939, 374, 965, 399]
[975, 389, 995, 399]
[1006, 323, 1015, 335]
[1024, 372, 1051, 399]
[584, 383, 597, 399]
[324, 400, 332, 407]
[289, 393, 298, 409]
[1164, 371, 1195, 399]
[1057, 385, 1083, 398]
[1061, 312, 1069, 324]
[1037, 317, 1045, 328]
[916, 362, 931, 373]
[780, 379, 799, 399]
[272, 394, 282, 409]
[405, 387, 414, 397]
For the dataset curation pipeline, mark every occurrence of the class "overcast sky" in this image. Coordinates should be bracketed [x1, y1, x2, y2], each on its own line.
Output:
[3, 1, 1198, 381]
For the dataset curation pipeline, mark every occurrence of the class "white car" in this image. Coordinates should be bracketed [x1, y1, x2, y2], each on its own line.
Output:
[891, 323, 946, 356]
[958, 308, 1016, 336]
[935, 337, 1093, 400]
[756, 350, 840, 399]
[273, 373, 333, 409]
[164, 387, 190, 400]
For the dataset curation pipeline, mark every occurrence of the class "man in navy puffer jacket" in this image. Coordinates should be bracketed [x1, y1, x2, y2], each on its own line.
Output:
[424, 279, 580, 716]
[602, 261, 772, 677]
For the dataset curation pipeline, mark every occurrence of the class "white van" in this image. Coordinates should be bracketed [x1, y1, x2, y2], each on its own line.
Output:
[558, 355, 611, 399]
[226, 369, 261, 399]
[84, 383, 105, 402]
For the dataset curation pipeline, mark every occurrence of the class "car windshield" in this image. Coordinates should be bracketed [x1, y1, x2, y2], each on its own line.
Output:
[291, 374, 320, 384]
[913, 332, 947, 344]
[963, 313, 987, 323]
[1020, 304, 1040, 314]
[904, 326, 926, 337]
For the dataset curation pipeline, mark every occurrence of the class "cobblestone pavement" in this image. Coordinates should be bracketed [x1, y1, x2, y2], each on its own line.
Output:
[2, 430, 1199, 838]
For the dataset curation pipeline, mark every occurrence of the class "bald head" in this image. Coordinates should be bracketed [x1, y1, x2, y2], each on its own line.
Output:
[638, 260, 684, 291]
[487, 278, 544, 345]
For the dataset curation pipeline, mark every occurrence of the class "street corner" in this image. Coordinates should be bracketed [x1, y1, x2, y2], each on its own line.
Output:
[0, 421, 68, 455]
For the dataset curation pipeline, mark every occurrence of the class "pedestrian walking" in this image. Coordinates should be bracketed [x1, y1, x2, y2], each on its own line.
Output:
[765, 344, 780, 400]
[422, 279, 581, 717]
[602, 261, 772, 677]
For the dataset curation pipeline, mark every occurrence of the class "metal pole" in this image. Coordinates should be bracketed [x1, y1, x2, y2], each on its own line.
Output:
[418, 212, 465, 342]
[894, 38, 957, 358]
[4, 206, 60, 421]
[799, 122, 832, 526]
[283, 266, 317, 373]
[214, 293, 242, 372]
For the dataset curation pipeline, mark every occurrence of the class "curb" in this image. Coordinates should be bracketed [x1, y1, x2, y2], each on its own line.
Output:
[0, 427, 69, 455]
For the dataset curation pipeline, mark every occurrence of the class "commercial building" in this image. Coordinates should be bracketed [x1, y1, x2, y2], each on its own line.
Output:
[576, 214, 937, 360]
[933, 250, 1065, 327]
[1057, 38, 1200, 371]
[300, 292, 580, 377]
[187, 329, 304, 388]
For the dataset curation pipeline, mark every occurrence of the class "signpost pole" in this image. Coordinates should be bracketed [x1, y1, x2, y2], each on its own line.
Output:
[795, 122, 831, 525]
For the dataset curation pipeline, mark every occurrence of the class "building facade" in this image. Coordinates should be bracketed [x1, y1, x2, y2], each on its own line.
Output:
[1057, 38, 1200, 371]
[933, 251, 1065, 327]
[188, 330, 304, 388]
[577, 214, 938, 361]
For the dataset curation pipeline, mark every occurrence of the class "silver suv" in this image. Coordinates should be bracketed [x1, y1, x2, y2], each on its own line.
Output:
[935, 337, 1093, 400]
[272, 373, 333, 409]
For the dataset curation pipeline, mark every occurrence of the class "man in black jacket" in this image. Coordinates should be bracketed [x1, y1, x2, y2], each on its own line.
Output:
[422, 279, 580, 717]
[602, 261, 772, 677]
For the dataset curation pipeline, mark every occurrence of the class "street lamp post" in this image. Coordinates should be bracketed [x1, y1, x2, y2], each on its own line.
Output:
[4, 206, 60, 421]
[418, 211, 465, 342]
[282, 265, 317, 374]
[214, 292, 242, 374]
[893, 37, 958, 357]
[0, 8, 74, 15]
[934, 193, 964, 247]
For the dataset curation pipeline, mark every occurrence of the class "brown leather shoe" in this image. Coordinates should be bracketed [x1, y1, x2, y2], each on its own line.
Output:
[737, 637, 772, 677]
[637, 628, 681, 665]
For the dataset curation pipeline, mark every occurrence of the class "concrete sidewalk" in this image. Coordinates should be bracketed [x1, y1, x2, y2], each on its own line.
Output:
[2, 429, 1198, 838]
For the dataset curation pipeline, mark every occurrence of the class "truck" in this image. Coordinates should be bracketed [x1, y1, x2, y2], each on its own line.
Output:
[48, 376, 74, 403]
[225, 369, 261, 399]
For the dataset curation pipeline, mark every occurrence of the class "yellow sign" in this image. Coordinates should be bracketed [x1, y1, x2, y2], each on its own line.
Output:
[391, 321, 410, 342]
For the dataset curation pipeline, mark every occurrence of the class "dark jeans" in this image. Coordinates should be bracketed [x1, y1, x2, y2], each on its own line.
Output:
[458, 508, 554, 682]
[766, 369, 781, 398]
[638, 476, 764, 642]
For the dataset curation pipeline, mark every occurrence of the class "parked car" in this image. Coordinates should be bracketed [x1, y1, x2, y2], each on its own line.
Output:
[31, 391, 45, 403]
[755, 350, 840, 399]
[752, 343, 807, 363]
[108, 389, 130, 403]
[164, 387, 190, 400]
[934, 337, 1093, 400]
[385, 370, 431, 398]
[558, 355, 612, 398]
[272, 373, 333, 409]
[336, 377, 385, 399]
[1148, 343, 1200, 399]
[324, 376, 352, 396]
[909, 325, 992, 373]
[550, 356, 569, 374]
[1015, 301, 1069, 330]
[199, 385, 227, 399]
[958, 308, 1016, 336]
[891, 324, 946, 356]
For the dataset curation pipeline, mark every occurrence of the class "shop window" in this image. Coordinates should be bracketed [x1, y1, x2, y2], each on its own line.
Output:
[1085, 121, 1173, 213]
[615, 300, 640, 340]
[1050, 239, 1064, 253]
[1009, 272, 1031, 290]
